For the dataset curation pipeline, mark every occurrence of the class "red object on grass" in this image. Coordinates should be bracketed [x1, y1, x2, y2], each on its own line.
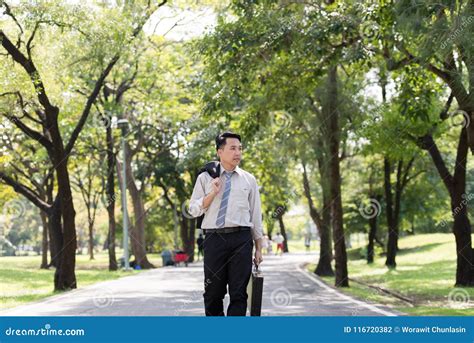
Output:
[174, 253, 188, 263]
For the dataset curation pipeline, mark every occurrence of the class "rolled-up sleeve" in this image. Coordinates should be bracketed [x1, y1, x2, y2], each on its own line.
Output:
[249, 177, 263, 241]
[188, 174, 207, 218]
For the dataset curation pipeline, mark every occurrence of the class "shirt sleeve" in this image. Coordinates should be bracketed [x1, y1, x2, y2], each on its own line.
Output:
[249, 176, 264, 241]
[188, 174, 208, 218]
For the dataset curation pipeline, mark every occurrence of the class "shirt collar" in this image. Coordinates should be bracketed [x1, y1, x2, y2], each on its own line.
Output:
[219, 162, 242, 176]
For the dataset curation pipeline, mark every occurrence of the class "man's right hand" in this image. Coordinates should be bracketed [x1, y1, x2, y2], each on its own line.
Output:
[210, 177, 221, 195]
[202, 177, 221, 210]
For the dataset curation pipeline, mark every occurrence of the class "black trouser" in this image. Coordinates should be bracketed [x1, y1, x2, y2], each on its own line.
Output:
[203, 229, 253, 316]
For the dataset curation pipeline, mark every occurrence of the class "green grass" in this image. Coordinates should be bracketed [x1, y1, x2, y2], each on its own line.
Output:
[0, 252, 164, 310]
[287, 238, 318, 252]
[307, 233, 474, 316]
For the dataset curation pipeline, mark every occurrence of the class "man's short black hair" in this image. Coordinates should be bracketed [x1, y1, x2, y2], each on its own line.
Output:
[215, 131, 241, 150]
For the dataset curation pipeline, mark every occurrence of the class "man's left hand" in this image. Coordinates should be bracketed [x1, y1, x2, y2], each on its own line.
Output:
[254, 249, 263, 266]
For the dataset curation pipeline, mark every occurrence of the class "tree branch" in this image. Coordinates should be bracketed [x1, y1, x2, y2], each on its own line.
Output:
[0, 30, 56, 112]
[64, 54, 120, 156]
[63, 0, 168, 156]
[0, 171, 51, 213]
[26, 21, 40, 60]
[417, 134, 454, 197]
[1, 1, 23, 46]
[1, 112, 54, 151]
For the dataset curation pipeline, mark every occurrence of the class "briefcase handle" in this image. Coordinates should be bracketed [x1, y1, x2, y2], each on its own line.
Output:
[253, 262, 262, 275]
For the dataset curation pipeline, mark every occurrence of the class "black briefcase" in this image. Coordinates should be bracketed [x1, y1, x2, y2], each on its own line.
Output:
[247, 265, 264, 316]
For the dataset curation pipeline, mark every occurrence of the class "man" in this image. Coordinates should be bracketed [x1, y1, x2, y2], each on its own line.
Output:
[188, 132, 263, 316]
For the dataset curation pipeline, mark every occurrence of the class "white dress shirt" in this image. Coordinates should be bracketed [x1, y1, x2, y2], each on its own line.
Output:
[188, 163, 263, 241]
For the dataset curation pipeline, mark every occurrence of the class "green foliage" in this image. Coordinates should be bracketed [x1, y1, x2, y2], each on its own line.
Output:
[1, 0, 473, 303]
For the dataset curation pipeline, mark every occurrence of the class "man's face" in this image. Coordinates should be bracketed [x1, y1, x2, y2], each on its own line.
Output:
[217, 138, 242, 168]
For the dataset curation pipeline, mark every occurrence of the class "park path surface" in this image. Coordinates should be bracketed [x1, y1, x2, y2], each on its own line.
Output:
[1, 252, 402, 316]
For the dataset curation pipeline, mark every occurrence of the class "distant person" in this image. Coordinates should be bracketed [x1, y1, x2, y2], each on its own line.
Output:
[267, 235, 273, 255]
[197, 234, 204, 261]
[262, 234, 269, 255]
[304, 233, 311, 253]
[274, 232, 284, 255]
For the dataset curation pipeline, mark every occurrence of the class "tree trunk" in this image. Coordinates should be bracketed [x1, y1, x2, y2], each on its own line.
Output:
[367, 207, 378, 264]
[324, 65, 349, 287]
[316, 217, 334, 275]
[277, 215, 289, 253]
[301, 162, 334, 276]
[123, 147, 154, 269]
[88, 219, 94, 260]
[452, 208, 473, 286]
[319, 156, 334, 274]
[419, 128, 474, 285]
[450, 129, 473, 286]
[179, 215, 195, 262]
[266, 218, 275, 239]
[188, 218, 196, 263]
[45, 177, 59, 268]
[128, 187, 154, 269]
[53, 158, 77, 290]
[105, 125, 117, 271]
[384, 156, 413, 266]
[384, 157, 397, 268]
[47, 221, 58, 268]
[40, 211, 49, 269]
[48, 196, 62, 269]
[49, 195, 71, 291]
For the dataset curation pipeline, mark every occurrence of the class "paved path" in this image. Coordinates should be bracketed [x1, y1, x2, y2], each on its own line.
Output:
[1, 252, 401, 316]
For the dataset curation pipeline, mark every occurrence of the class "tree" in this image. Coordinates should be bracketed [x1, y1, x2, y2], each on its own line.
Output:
[0, 0, 167, 289]
[378, 0, 474, 285]
[196, 0, 379, 286]
[70, 142, 106, 260]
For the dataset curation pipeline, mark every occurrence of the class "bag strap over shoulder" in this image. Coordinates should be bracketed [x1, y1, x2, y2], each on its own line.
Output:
[204, 161, 220, 179]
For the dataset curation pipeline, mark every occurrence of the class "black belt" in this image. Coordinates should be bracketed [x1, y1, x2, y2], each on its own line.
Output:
[203, 226, 251, 234]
